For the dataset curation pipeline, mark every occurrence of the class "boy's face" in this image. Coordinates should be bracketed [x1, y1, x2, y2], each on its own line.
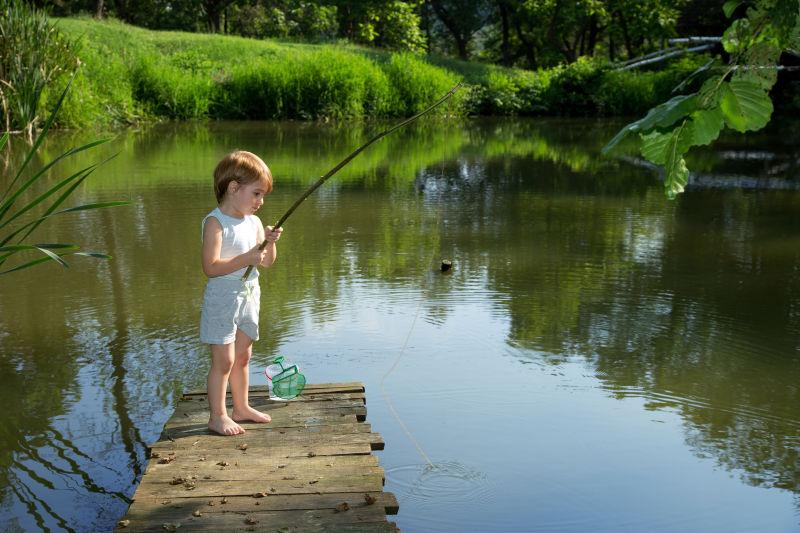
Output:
[229, 179, 268, 216]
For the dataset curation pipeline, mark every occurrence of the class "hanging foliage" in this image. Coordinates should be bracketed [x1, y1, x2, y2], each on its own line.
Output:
[602, 0, 800, 199]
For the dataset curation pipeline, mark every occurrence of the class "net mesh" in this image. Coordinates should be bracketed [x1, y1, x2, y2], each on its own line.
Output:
[272, 365, 306, 399]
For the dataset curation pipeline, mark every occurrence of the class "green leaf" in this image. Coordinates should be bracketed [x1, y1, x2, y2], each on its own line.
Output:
[665, 157, 690, 200]
[698, 75, 725, 109]
[640, 121, 695, 165]
[0, 243, 78, 252]
[640, 130, 672, 165]
[74, 251, 112, 260]
[0, 164, 96, 231]
[32, 246, 69, 268]
[664, 122, 692, 199]
[722, 18, 747, 54]
[723, 0, 743, 18]
[59, 201, 131, 214]
[690, 107, 725, 146]
[2, 74, 75, 204]
[12, 165, 100, 245]
[0, 200, 128, 249]
[672, 59, 715, 94]
[602, 94, 698, 155]
[0, 243, 77, 269]
[737, 42, 781, 90]
[719, 79, 773, 132]
[0, 139, 111, 223]
[0, 133, 8, 151]
[0, 256, 54, 275]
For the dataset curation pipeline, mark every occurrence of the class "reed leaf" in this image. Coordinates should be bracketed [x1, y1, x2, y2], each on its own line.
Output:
[0, 243, 77, 268]
[0, 162, 97, 228]
[0, 200, 129, 249]
[0, 248, 110, 275]
[12, 167, 98, 246]
[2, 74, 75, 203]
[0, 28, 124, 275]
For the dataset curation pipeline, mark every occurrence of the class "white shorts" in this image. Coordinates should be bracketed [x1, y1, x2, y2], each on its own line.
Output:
[200, 278, 260, 345]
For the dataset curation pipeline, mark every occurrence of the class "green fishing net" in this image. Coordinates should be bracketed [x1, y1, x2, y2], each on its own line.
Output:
[265, 356, 306, 399]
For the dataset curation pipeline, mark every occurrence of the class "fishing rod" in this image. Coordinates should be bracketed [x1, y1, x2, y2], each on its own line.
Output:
[241, 82, 462, 281]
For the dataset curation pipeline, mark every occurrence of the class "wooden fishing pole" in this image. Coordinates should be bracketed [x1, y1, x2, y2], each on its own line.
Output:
[241, 82, 462, 281]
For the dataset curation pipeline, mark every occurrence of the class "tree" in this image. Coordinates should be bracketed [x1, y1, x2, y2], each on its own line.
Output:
[603, 0, 800, 199]
[202, 0, 237, 33]
[426, 0, 491, 59]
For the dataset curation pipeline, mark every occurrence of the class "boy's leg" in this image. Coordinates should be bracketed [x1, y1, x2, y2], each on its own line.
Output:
[230, 328, 271, 423]
[207, 343, 245, 436]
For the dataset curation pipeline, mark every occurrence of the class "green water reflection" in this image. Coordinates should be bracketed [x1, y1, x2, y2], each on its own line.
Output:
[0, 118, 798, 531]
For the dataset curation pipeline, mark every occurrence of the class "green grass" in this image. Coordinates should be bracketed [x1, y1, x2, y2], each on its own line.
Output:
[47, 17, 706, 128]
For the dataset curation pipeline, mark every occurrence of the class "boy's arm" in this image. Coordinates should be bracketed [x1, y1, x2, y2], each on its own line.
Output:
[202, 217, 266, 277]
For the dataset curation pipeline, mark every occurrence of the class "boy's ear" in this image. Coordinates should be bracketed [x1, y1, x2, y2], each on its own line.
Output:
[227, 180, 239, 194]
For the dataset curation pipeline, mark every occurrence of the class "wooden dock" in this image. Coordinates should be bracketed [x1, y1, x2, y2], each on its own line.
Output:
[116, 382, 399, 532]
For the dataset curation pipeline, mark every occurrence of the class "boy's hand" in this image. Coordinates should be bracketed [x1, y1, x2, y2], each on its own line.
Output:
[246, 243, 269, 266]
[265, 226, 283, 243]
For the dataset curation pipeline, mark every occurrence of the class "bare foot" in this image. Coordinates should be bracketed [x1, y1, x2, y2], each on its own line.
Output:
[208, 414, 245, 436]
[232, 405, 271, 423]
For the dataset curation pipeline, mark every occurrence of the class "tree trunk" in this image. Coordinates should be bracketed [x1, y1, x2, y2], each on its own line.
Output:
[499, 0, 511, 66]
[545, 0, 563, 45]
[430, 0, 470, 60]
[616, 11, 635, 58]
[203, 0, 232, 33]
[95, 0, 104, 19]
[513, 18, 537, 69]
[587, 15, 599, 56]
[609, 35, 615, 62]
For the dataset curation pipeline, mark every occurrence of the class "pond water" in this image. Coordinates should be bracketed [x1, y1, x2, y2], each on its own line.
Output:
[0, 117, 799, 532]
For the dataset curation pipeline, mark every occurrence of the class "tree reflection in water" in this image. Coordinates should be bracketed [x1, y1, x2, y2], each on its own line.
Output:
[1, 117, 798, 530]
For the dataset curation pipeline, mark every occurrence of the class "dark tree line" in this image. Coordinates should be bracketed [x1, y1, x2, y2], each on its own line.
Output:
[34, 0, 727, 68]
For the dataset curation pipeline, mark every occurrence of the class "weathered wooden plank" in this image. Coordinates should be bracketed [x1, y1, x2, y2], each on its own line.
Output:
[149, 442, 373, 461]
[132, 473, 386, 499]
[150, 431, 385, 453]
[167, 400, 367, 424]
[127, 492, 398, 515]
[146, 451, 380, 475]
[181, 392, 366, 404]
[164, 412, 361, 433]
[117, 505, 393, 532]
[144, 466, 385, 484]
[164, 419, 371, 440]
[171, 396, 366, 413]
[183, 382, 365, 396]
[144, 451, 385, 482]
[165, 421, 372, 438]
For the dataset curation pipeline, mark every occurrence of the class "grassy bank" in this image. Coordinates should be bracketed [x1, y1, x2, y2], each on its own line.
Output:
[49, 17, 703, 128]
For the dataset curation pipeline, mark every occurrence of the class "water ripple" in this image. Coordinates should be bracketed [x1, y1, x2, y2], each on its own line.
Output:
[386, 461, 493, 506]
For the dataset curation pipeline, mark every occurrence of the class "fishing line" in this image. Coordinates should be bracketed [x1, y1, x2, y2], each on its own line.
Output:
[238, 84, 462, 317]
[379, 162, 448, 470]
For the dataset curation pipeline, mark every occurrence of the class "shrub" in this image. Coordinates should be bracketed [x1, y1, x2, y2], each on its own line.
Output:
[543, 57, 606, 116]
[381, 53, 462, 116]
[131, 55, 213, 119]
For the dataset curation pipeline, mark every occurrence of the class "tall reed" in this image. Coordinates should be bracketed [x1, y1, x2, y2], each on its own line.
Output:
[0, 76, 128, 275]
[0, 0, 76, 140]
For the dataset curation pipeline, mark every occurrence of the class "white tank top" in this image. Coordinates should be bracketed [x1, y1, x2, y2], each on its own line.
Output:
[202, 207, 262, 282]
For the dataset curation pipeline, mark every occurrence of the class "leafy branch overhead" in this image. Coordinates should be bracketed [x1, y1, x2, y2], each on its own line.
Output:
[602, 0, 800, 199]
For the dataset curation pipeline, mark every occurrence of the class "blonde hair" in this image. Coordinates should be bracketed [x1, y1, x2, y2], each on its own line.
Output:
[213, 150, 273, 203]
